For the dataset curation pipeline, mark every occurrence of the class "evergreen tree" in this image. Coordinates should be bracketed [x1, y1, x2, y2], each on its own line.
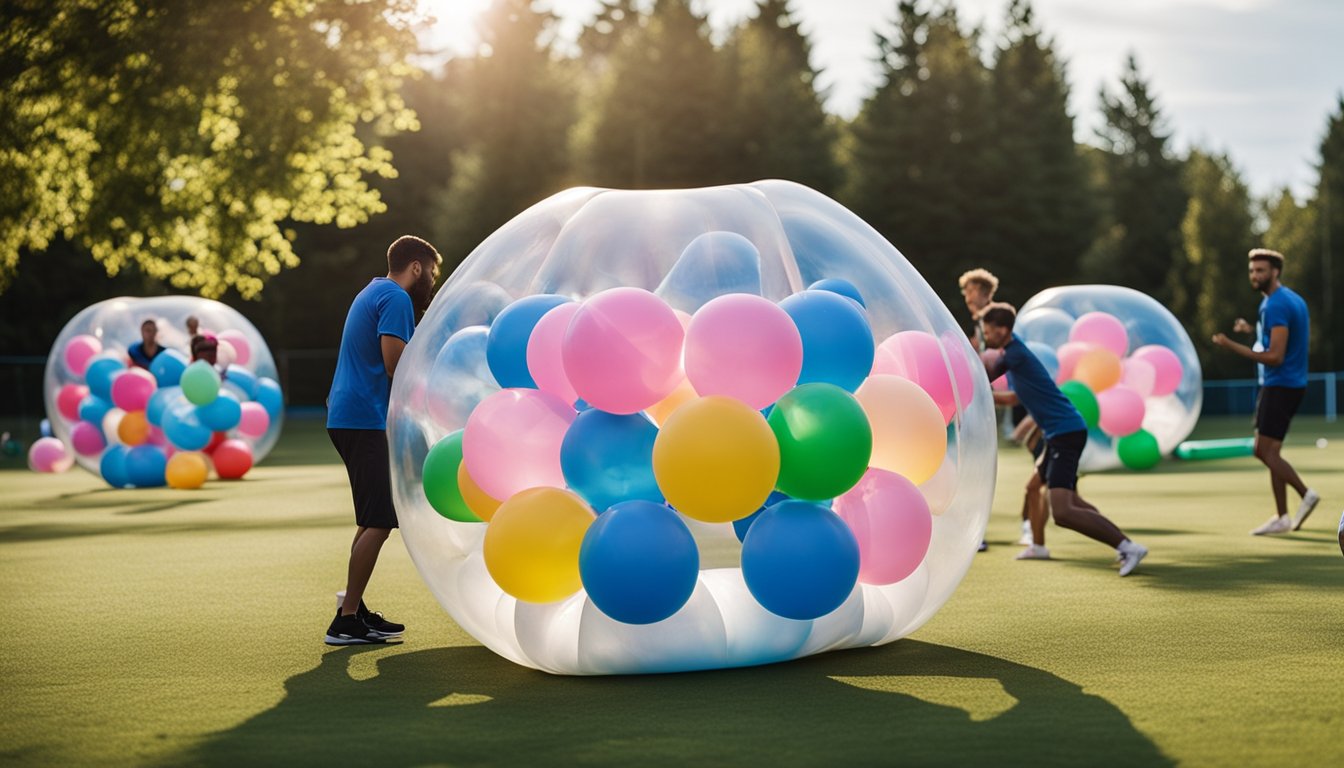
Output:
[1309, 96, 1344, 370]
[1262, 189, 1321, 364]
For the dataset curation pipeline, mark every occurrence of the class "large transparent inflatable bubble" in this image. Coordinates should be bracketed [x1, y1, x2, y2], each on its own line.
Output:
[388, 181, 997, 675]
[43, 296, 284, 487]
[1016, 285, 1202, 471]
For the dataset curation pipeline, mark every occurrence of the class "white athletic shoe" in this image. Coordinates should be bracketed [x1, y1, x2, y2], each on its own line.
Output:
[1251, 515, 1293, 536]
[1292, 489, 1321, 530]
[1018, 520, 1033, 546]
[1117, 541, 1148, 577]
[1015, 544, 1051, 560]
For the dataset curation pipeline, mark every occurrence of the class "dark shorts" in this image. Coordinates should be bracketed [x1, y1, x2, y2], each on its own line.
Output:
[1035, 429, 1086, 491]
[1254, 386, 1305, 441]
[329, 428, 398, 529]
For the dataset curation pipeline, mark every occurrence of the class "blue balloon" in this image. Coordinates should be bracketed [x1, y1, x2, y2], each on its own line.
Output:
[40, 418, 52, 438]
[146, 386, 183, 427]
[100, 445, 131, 488]
[149, 349, 190, 388]
[125, 445, 167, 487]
[780, 290, 875, 392]
[255, 378, 283, 418]
[162, 405, 212, 451]
[579, 500, 700, 625]
[85, 355, 126, 400]
[807, 278, 867, 308]
[197, 391, 242, 431]
[78, 394, 113, 425]
[485, 294, 570, 389]
[224, 365, 259, 400]
[741, 499, 860, 621]
[733, 490, 790, 543]
[560, 410, 662, 513]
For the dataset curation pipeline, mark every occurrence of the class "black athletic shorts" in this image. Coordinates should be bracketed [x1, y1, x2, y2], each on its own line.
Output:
[1035, 429, 1086, 491]
[1254, 386, 1305, 441]
[329, 428, 398, 529]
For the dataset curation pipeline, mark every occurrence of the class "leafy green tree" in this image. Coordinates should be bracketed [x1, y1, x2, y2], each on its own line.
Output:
[1308, 96, 1344, 370]
[0, 0, 421, 297]
[1262, 189, 1321, 364]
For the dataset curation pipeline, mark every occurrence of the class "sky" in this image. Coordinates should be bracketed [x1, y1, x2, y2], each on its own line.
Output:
[421, 0, 1344, 199]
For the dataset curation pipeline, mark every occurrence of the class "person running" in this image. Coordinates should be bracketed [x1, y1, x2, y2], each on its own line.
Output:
[324, 235, 441, 646]
[980, 303, 1149, 576]
[127, 319, 164, 369]
[1212, 248, 1320, 534]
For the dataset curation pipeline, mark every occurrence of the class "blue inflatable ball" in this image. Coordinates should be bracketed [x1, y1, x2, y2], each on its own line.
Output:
[780, 290, 876, 392]
[224, 365, 260, 400]
[162, 405, 212, 451]
[560, 410, 662, 513]
[733, 490, 790, 543]
[85, 355, 126, 401]
[1026, 341, 1061, 382]
[255, 377, 283, 419]
[197, 391, 242, 431]
[146, 386, 183, 427]
[78, 394, 113, 425]
[100, 445, 132, 488]
[807, 278, 866, 308]
[579, 500, 700, 625]
[485, 294, 570, 389]
[741, 499, 860, 621]
[149, 348, 190, 388]
[40, 418, 52, 438]
[125, 445, 168, 487]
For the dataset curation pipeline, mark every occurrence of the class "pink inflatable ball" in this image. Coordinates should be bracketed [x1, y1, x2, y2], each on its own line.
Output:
[1130, 345, 1183, 397]
[110, 368, 158, 412]
[833, 469, 933, 586]
[70, 420, 107, 456]
[215, 338, 238, 369]
[462, 388, 576, 501]
[1096, 385, 1147, 437]
[684, 293, 803, 410]
[939, 331, 977, 411]
[562, 288, 684, 415]
[871, 330, 959, 424]
[215, 330, 252, 366]
[28, 437, 74, 473]
[1055, 341, 1093, 383]
[64, 335, 102, 376]
[525, 302, 581, 406]
[56, 384, 88, 422]
[1069, 312, 1129, 357]
[1121, 357, 1158, 398]
[237, 402, 271, 438]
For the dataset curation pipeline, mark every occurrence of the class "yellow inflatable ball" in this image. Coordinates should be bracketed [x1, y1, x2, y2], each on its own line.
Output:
[458, 462, 502, 522]
[117, 410, 151, 446]
[652, 395, 780, 523]
[855, 375, 947, 485]
[483, 487, 594, 603]
[165, 451, 209, 490]
[1073, 347, 1123, 393]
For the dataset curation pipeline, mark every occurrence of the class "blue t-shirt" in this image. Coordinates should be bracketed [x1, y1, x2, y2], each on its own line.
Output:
[1258, 286, 1309, 388]
[127, 341, 163, 369]
[1002, 333, 1087, 438]
[327, 278, 416, 430]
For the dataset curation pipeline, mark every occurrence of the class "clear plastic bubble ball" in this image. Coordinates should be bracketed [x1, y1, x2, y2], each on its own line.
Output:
[388, 181, 996, 675]
[43, 296, 283, 485]
[1017, 285, 1202, 471]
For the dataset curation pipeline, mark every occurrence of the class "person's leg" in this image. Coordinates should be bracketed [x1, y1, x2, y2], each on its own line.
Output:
[1026, 472, 1047, 545]
[1048, 488, 1126, 548]
[341, 527, 391, 616]
[1253, 434, 1307, 506]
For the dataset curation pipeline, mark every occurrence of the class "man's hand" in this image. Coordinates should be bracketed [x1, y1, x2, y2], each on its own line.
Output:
[1211, 333, 1230, 348]
[1233, 318, 1252, 334]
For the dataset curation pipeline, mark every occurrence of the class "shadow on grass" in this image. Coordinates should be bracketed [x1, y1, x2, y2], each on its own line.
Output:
[175, 640, 1172, 768]
[1140, 548, 1344, 593]
[0, 515, 348, 545]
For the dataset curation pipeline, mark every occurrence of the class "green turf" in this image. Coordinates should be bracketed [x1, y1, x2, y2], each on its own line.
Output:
[1, 416, 1341, 767]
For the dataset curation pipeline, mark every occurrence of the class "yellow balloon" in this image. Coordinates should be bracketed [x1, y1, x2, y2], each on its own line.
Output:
[483, 487, 594, 603]
[855, 375, 946, 485]
[644, 375, 698, 427]
[458, 462, 502, 522]
[165, 451, 208, 490]
[652, 395, 780, 523]
[118, 410, 150, 446]
[1073, 347, 1122, 392]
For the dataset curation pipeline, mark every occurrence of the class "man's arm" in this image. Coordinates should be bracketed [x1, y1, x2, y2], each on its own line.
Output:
[1212, 325, 1287, 366]
[993, 390, 1020, 406]
[381, 335, 407, 378]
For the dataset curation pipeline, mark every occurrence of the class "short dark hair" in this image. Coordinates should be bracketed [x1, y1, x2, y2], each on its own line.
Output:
[141, 318, 157, 329]
[980, 302, 1017, 331]
[1248, 248, 1284, 273]
[387, 236, 442, 274]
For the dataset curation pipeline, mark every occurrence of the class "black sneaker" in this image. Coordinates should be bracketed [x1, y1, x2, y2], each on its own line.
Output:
[357, 600, 405, 637]
[324, 610, 388, 646]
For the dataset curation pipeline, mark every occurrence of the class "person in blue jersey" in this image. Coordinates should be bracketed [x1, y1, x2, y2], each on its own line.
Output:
[324, 236, 442, 646]
[127, 319, 164, 369]
[1213, 248, 1320, 535]
[981, 303, 1149, 576]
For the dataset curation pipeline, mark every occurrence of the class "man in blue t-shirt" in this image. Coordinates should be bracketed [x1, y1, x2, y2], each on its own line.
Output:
[127, 319, 164, 369]
[982, 303, 1149, 577]
[324, 235, 441, 646]
[1213, 248, 1320, 535]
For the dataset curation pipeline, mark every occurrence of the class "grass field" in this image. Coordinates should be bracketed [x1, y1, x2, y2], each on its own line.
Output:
[2, 415, 1341, 767]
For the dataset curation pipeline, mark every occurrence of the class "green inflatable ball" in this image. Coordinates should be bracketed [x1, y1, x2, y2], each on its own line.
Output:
[422, 430, 480, 522]
[1059, 380, 1099, 429]
[180, 360, 221, 405]
[767, 382, 872, 501]
[1118, 429, 1162, 470]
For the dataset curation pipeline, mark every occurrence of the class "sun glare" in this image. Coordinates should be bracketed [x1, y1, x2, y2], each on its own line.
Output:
[417, 0, 495, 54]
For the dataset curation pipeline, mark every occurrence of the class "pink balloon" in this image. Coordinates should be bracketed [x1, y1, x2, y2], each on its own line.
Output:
[871, 331, 957, 424]
[1097, 385, 1146, 437]
[463, 388, 576, 500]
[238, 401, 271, 437]
[684, 294, 803, 410]
[1055, 341, 1093, 383]
[64, 334, 102, 377]
[70, 421, 107, 456]
[1130, 345, 1183, 396]
[526, 303, 580, 405]
[146, 425, 167, 447]
[216, 339, 237, 368]
[991, 374, 1008, 392]
[833, 468, 932, 585]
[216, 330, 252, 366]
[940, 331, 977, 409]
[562, 288, 684, 415]
[57, 384, 88, 421]
[1121, 357, 1157, 398]
[110, 368, 157, 412]
[28, 437, 73, 473]
[1069, 312, 1129, 357]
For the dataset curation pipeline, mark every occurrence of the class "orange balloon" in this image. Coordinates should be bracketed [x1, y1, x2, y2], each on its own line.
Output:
[855, 375, 947, 485]
[117, 410, 150, 446]
[644, 375, 698, 427]
[483, 487, 594, 603]
[166, 451, 208, 489]
[458, 461, 502, 521]
[1073, 347, 1122, 392]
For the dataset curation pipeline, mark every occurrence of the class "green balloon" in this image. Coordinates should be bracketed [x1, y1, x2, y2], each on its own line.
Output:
[767, 383, 872, 501]
[1059, 380, 1099, 429]
[181, 360, 221, 405]
[1118, 429, 1162, 470]
[422, 430, 480, 522]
